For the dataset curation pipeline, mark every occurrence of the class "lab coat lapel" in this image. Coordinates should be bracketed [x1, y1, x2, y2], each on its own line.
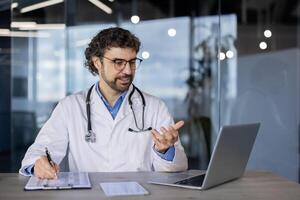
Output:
[90, 84, 114, 123]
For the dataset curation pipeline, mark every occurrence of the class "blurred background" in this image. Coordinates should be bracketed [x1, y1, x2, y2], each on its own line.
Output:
[0, 0, 299, 182]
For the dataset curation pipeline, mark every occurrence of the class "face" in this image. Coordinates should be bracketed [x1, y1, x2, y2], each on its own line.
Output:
[94, 47, 137, 93]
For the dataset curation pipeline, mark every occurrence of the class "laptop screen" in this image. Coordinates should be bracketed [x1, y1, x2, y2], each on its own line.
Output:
[174, 174, 206, 187]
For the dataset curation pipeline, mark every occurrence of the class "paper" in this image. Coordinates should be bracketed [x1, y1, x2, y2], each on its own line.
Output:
[24, 172, 91, 190]
[100, 181, 149, 197]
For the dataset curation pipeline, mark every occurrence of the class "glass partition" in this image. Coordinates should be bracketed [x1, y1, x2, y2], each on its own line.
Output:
[10, 2, 66, 171]
[219, 0, 300, 182]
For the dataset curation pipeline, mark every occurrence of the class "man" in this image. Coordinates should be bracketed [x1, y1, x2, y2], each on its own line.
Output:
[19, 27, 188, 179]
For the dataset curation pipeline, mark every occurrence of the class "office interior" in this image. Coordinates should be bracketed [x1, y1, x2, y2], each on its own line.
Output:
[0, 0, 299, 183]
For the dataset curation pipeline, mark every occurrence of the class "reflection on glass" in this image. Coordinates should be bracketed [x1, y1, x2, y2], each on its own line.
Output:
[220, 0, 299, 182]
[36, 30, 66, 102]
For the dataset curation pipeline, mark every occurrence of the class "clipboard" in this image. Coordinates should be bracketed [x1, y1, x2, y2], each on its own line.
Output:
[24, 172, 92, 191]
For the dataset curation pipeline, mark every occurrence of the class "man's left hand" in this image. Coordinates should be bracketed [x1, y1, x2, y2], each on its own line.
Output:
[151, 120, 185, 153]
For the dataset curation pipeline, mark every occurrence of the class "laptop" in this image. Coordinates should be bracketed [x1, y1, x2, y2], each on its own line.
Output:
[149, 123, 260, 190]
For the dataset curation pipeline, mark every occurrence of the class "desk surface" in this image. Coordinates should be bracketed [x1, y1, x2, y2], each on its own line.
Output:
[0, 170, 300, 200]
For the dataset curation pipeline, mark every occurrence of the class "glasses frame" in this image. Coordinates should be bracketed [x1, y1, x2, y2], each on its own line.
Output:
[102, 56, 143, 71]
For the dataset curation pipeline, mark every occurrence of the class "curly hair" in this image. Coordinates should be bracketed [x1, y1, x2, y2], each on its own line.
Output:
[84, 27, 141, 76]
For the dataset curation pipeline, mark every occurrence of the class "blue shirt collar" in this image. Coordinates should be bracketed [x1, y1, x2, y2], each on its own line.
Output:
[95, 82, 128, 119]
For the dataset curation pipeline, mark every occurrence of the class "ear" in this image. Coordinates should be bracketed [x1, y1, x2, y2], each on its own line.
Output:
[92, 56, 102, 71]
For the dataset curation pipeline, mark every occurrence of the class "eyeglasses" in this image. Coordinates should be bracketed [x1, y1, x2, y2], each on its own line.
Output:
[102, 56, 143, 71]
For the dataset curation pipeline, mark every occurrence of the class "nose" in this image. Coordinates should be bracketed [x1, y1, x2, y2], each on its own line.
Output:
[122, 61, 133, 74]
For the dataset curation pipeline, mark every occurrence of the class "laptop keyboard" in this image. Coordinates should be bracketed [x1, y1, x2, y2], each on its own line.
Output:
[174, 174, 206, 187]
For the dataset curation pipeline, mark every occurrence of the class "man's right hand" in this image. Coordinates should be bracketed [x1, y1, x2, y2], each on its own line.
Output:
[34, 156, 59, 179]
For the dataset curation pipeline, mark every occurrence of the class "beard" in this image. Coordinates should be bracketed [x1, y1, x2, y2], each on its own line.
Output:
[101, 69, 133, 93]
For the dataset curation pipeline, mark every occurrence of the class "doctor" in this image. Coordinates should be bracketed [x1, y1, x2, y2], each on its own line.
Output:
[19, 27, 188, 179]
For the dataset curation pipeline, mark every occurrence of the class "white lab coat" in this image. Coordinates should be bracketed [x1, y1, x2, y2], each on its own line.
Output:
[19, 84, 188, 175]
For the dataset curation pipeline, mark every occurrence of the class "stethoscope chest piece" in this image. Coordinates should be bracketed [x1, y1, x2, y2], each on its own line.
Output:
[85, 130, 96, 143]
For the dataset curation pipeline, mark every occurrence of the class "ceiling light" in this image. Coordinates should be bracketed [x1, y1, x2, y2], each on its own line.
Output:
[264, 30, 272, 38]
[88, 0, 112, 14]
[259, 41, 267, 50]
[11, 22, 37, 28]
[11, 22, 65, 30]
[0, 31, 50, 38]
[11, 2, 18, 9]
[168, 28, 176, 37]
[131, 15, 140, 24]
[0, 29, 10, 34]
[219, 52, 226, 60]
[21, 0, 64, 13]
[226, 50, 234, 58]
[19, 24, 65, 30]
[142, 51, 150, 59]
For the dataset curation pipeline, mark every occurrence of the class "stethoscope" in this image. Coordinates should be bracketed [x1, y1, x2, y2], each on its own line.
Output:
[85, 84, 152, 143]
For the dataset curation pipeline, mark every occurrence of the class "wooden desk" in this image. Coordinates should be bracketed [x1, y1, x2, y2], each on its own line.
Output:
[0, 170, 300, 200]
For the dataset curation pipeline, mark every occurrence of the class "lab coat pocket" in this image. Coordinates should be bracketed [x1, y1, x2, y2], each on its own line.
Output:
[127, 130, 152, 171]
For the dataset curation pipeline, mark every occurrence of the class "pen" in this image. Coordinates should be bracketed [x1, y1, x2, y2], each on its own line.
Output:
[45, 147, 57, 178]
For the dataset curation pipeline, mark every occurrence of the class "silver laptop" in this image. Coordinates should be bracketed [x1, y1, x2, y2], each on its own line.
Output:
[149, 123, 260, 190]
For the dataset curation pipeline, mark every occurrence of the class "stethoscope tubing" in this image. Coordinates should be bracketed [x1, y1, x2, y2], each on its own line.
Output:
[85, 83, 151, 143]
